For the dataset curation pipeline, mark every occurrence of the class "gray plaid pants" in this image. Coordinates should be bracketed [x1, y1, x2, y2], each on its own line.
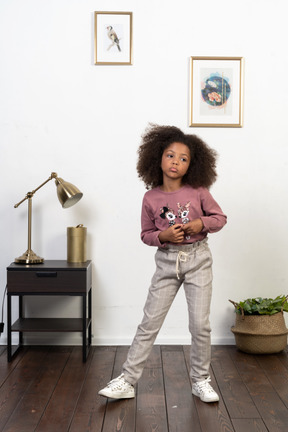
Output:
[122, 238, 213, 385]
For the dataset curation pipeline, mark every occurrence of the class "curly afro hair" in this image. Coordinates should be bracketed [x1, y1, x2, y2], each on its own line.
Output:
[137, 124, 218, 189]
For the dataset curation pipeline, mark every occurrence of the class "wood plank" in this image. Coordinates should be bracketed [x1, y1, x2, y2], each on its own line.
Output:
[136, 346, 168, 432]
[251, 392, 288, 431]
[231, 418, 268, 432]
[145, 344, 162, 369]
[0, 346, 26, 387]
[162, 345, 201, 432]
[35, 347, 91, 432]
[69, 346, 116, 432]
[276, 347, 288, 369]
[226, 345, 274, 393]
[101, 346, 136, 432]
[211, 346, 260, 418]
[255, 354, 288, 407]
[0, 346, 49, 430]
[2, 347, 72, 432]
[183, 346, 234, 432]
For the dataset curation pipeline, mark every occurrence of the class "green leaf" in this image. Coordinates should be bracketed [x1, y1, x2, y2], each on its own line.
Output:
[231, 295, 288, 315]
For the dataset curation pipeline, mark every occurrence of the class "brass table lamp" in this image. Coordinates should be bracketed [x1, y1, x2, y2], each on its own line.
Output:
[14, 172, 83, 264]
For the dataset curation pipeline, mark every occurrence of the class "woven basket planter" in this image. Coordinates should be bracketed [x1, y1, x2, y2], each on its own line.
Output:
[231, 311, 288, 354]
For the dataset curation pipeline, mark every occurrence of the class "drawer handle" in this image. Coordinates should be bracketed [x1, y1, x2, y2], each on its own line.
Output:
[36, 272, 57, 277]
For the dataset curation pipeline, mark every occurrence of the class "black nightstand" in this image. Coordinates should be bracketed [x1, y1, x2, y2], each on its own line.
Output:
[7, 260, 92, 362]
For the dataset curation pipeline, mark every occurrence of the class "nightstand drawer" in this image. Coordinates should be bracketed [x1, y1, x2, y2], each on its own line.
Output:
[7, 270, 87, 293]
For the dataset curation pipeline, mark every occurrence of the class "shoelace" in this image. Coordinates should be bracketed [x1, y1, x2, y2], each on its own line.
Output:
[176, 251, 189, 280]
[107, 374, 126, 390]
[195, 378, 214, 394]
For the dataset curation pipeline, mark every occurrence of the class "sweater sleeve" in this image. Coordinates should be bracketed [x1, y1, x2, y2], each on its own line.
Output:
[199, 188, 227, 233]
[140, 196, 163, 247]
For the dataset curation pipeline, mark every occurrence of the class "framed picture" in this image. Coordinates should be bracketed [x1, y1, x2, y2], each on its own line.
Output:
[94, 11, 133, 65]
[189, 57, 244, 127]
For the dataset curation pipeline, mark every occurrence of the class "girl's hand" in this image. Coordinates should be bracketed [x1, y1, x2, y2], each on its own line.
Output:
[159, 224, 185, 244]
[182, 218, 204, 236]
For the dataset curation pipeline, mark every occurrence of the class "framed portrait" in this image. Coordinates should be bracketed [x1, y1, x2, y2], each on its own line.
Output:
[189, 57, 244, 127]
[94, 11, 133, 65]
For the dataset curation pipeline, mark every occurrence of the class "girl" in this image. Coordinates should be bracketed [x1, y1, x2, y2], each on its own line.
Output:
[99, 124, 227, 403]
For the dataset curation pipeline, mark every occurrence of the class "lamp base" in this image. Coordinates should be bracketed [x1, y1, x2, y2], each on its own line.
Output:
[14, 249, 44, 264]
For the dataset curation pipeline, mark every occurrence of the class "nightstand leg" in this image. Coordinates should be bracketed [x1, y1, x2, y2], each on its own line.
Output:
[19, 296, 23, 345]
[7, 295, 23, 362]
[82, 294, 87, 362]
[88, 288, 92, 346]
[7, 294, 12, 361]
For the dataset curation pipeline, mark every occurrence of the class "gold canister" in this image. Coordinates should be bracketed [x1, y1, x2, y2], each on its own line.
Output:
[67, 224, 87, 263]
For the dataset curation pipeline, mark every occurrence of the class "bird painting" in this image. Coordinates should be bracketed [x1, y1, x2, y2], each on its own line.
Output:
[106, 25, 121, 51]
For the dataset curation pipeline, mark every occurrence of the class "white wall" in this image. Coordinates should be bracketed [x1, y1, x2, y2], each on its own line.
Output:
[1, 0, 288, 347]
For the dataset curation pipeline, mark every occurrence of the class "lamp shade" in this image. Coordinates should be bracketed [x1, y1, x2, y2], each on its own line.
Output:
[55, 177, 83, 208]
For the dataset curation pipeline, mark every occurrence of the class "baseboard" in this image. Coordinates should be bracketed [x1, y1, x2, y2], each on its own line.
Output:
[0, 334, 236, 346]
[92, 335, 236, 346]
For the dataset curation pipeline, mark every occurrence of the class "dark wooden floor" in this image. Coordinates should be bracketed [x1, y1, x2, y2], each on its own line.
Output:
[1, 344, 288, 431]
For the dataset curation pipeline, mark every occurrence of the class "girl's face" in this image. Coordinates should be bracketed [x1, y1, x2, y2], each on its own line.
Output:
[161, 142, 191, 183]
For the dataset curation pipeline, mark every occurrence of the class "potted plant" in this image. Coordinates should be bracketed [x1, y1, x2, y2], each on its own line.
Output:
[229, 295, 288, 354]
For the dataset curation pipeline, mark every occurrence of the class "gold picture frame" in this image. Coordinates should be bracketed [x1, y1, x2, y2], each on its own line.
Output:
[94, 11, 133, 65]
[189, 56, 244, 127]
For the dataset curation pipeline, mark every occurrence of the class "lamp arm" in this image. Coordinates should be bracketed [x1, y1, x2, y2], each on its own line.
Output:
[14, 172, 58, 208]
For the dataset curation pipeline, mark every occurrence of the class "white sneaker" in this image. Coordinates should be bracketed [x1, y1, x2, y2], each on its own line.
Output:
[98, 373, 135, 399]
[192, 377, 219, 403]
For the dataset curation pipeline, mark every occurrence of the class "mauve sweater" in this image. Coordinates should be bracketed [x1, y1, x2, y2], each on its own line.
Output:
[141, 185, 227, 247]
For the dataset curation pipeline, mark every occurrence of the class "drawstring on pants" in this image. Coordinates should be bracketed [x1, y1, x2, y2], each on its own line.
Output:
[176, 251, 189, 279]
